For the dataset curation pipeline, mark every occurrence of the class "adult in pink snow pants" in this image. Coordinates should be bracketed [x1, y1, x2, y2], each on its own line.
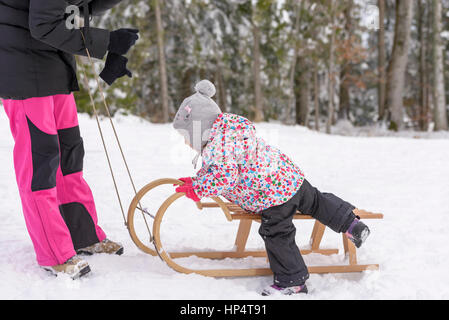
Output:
[0, 0, 138, 267]
[2, 95, 107, 266]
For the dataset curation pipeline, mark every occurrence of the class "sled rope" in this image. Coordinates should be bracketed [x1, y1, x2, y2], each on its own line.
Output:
[77, 59, 127, 224]
[78, 30, 154, 245]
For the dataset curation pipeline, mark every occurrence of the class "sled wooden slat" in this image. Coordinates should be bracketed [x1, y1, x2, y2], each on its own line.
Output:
[311, 221, 326, 251]
[167, 248, 340, 259]
[127, 178, 383, 278]
[137, 264, 379, 278]
[197, 202, 384, 220]
[235, 220, 252, 253]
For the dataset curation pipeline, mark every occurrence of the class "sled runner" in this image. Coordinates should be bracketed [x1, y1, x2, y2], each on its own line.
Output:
[127, 178, 384, 277]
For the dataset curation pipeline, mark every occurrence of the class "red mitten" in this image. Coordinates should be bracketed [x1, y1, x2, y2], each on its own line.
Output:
[176, 177, 193, 186]
[175, 183, 201, 202]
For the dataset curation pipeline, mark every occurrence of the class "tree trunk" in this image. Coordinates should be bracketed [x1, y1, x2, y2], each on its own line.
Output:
[288, 51, 299, 125]
[287, 0, 302, 125]
[338, 0, 353, 121]
[326, 2, 336, 134]
[426, 0, 433, 128]
[432, 0, 448, 131]
[299, 80, 309, 127]
[378, 0, 387, 121]
[385, 0, 414, 131]
[181, 68, 194, 101]
[314, 65, 320, 131]
[216, 65, 227, 112]
[252, 23, 264, 122]
[295, 57, 309, 126]
[418, 0, 429, 131]
[154, 0, 169, 123]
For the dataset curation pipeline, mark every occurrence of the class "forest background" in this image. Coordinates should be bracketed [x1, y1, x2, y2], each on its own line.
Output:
[75, 0, 449, 133]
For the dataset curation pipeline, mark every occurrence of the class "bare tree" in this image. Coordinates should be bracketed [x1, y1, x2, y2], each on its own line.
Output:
[418, 0, 430, 131]
[432, 0, 448, 131]
[216, 65, 227, 112]
[326, 0, 337, 134]
[154, 0, 169, 123]
[295, 56, 310, 126]
[314, 65, 320, 131]
[385, 0, 414, 130]
[251, 3, 264, 123]
[286, 0, 302, 125]
[338, 0, 353, 121]
[378, 0, 386, 121]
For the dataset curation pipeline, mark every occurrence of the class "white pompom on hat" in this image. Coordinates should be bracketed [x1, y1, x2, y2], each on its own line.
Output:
[194, 79, 216, 98]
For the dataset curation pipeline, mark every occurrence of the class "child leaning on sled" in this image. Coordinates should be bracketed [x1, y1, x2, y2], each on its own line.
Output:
[172, 80, 370, 296]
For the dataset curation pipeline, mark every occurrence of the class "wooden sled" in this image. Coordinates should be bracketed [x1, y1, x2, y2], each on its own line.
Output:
[127, 178, 383, 277]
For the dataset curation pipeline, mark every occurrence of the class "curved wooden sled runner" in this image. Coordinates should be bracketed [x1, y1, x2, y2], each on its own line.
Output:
[128, 178, 383, 277]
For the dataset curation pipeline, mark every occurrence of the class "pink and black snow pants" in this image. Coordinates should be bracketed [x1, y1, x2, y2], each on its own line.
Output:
[2, 93, 106, 267]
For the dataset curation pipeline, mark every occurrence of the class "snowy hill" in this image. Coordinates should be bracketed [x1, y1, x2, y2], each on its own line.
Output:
[1, 110, 449, 300]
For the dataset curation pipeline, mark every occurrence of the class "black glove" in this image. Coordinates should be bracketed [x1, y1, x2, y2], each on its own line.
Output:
[100, 52, 132, 85]
[108, 28, 139, 55]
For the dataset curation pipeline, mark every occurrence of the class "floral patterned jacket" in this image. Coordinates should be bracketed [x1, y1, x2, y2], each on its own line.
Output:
[191, 113, 305, 213]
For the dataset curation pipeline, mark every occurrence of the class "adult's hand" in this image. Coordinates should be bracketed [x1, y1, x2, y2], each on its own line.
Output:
[108, 28, 139, 55]
[99, 52, 132, 85]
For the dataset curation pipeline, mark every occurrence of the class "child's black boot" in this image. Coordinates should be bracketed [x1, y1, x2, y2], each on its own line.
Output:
[345, 217, 370, 248]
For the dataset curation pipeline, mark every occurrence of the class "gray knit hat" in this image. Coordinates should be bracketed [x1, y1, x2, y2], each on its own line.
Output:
[173, 80, 222, 162]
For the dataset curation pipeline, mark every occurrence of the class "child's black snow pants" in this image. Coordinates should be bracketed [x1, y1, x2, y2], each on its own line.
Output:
[258, 179, 357, 287]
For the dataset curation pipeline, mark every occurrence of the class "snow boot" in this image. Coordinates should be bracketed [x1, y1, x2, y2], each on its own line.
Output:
[345, 217, 370, 248]
[261, 284, 308, 296]
[76, 238, 124, 256]
[42, 255, 91, 280]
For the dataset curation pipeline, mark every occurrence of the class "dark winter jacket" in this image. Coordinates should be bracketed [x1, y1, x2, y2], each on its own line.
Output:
[0, 0, 122, 100]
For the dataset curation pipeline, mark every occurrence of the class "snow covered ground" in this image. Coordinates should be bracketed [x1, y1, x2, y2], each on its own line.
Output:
[1, 109, 449, 300]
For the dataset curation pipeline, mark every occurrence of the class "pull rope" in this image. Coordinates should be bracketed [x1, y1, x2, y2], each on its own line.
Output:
[78, 30, 154, 245]
[77, 58, 127, 224]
